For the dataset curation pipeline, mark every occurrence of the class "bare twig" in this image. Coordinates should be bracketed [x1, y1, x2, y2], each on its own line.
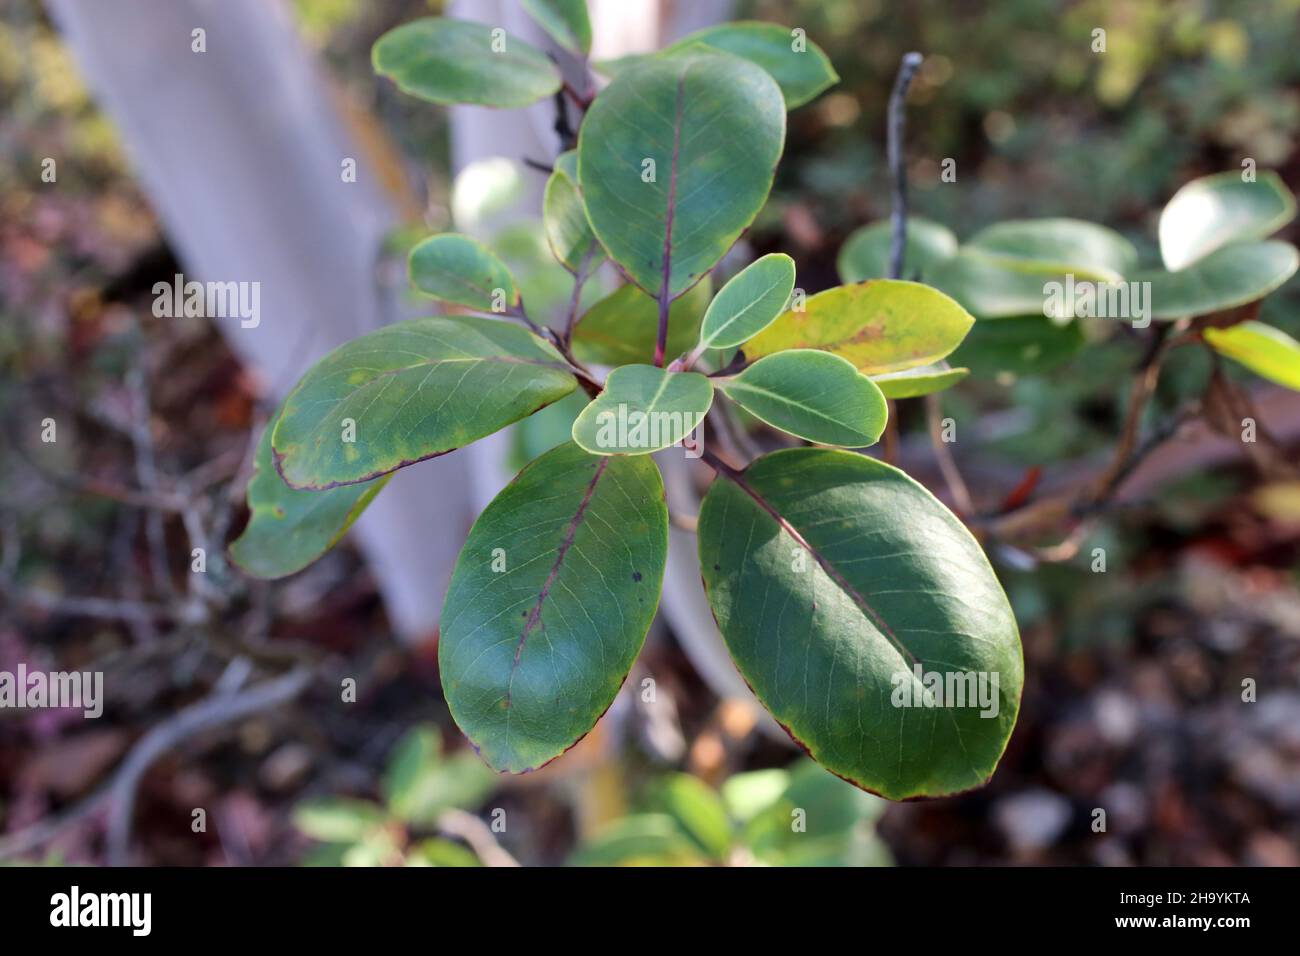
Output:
[126, 361, 175, 600]
[436, 809, 520, 867]
[926, 392, 974, 515]
[104, 666, 313, 865]
[0, 666, 313, 863]
[887, 52, 923, 281]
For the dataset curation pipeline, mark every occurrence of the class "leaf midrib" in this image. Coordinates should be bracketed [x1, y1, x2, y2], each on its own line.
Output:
[724, 469, 920, 669]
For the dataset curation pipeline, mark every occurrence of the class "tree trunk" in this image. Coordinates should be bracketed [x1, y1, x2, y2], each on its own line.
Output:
[46, 0, 475, 639]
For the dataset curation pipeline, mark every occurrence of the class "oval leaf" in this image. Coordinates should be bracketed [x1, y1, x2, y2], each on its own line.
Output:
[1138, 240, 1299, 320]
[572, 280, 711, 366]
[660, 773, 733, 859]
[543, 167, 604, 274]
[667, 21, 839, 109]
[717, 350, 886, 447]
[744, 279, 974, 374]
[409, 233, 519, 313]
[964, 218, 1138, 281]
[1160, 170, 1297, 271]
[837, 218, 958, 283]
[871, 363, 970, 399]
[949, 316, 1084, 378]
[372, 19, 561, 108]
[440, 442, 668, 772]
[229, 412, 389, 578]
[1203, 320, 1300, 391]
[697, 253, 796, 351]
[578, 50, 785, 299]
[935, 252, 1076, 319]
[572, 365, 713, 455]
[521, 0, 591, 55]
[698, 448, 1022, 799]
[273, 317, 576, 489]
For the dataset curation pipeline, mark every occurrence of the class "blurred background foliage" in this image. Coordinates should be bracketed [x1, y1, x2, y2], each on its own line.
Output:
[1, 0, 1298, 867]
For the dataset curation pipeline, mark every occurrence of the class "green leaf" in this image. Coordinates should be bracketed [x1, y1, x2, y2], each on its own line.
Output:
[717, 350, 886, 447]
[409, 233, 519, 313]
[696, 253, 796, 351]
[929, 252, 1073, 319]
[521, 0, 592, 55]
[569, 814, 710, 866]
[659, 773, 733, 859]
[578, 50, 785, 299]
[964, 218, 1138, 281]
[1138, 240, 1299, 320]
[871, 364, 970, 399]
[509, 389, 589, 470]
[666, 22, 839, 109]
[1159, 170, 1297, 270]
[382, 726, 495, 825]
[372, 18, 562, 108]
[572, 280, 711, 366]
[744, 280, 974, 374]
[698, 448, 1022, 799]
[554, 149, 579, 182]
[837, 218, 958, 283]
[272, 317, 576, 489]
[293, 798, 387, 843]
[440, 442, 668, 772]
[572, 365, 713, 455]
[228, 412, 389, 579]
[949, 316, 1084, 379]
[543, 166, 604, 275]
[408, 838, 482, 867]
[721, 768, 790, 822]
[1203, 321, 1300, 390]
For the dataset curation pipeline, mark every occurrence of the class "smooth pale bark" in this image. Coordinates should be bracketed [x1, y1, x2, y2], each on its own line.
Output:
[46, 0, 473, 638]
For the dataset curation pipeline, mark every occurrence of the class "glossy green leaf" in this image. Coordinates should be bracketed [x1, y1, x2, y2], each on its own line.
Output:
[696, 253, 796, 351]
[1138, 240, 1299, 320]
[659, 773, 733, 859]
[871, 364, 970, 399]
[272, 317, 576, 489]
[964, 218, 1138, 281]
[373, 19, 562, 108]
[578, 50, 785, 299]
[698, 448, 1022, 799]
[744, 280, 974, 374]
[1159, 170, 1297, 270]
[717, 350, 886, 447]
[837, 217, 958, 283]
[409, 233, 519, 313]
[572, 365, 713, 455]
[229, 412, 389, 578]
[521, 0, 591, 55]
[543, 166, 604, 274]
[949, 316, 1084, 378]
[929, 252, 1072, 319]
[572, 280, 711, 366]
[439, 442, 668, 772]
[1203, 320, 1300, 390]
[666, 22, 839, 109]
